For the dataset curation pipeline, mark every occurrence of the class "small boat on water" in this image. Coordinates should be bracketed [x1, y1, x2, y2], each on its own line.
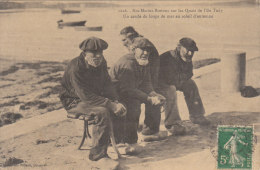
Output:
[74, 26, 103, 31]
[61, 9, 81, 14]
[57, 20, 86, 27]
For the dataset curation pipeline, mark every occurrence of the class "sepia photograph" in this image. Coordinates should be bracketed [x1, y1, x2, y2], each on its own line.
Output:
[0, 0, 259, 169]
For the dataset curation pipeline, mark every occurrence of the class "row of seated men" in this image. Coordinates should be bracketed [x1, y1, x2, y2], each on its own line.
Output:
[59, 26, 210, 162]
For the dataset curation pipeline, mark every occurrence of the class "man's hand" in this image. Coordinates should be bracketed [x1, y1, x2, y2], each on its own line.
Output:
[114, 102, 127, 117]
[108, 101, 127, 117]
[147, 94, 166, 106]
[147, 96, 160, 105]
[148, 91, 157, 97]
[156, 93, 166, 105]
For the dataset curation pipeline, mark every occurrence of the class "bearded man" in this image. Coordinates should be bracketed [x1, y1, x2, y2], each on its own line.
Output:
[59, 37, 126, 161]
[120, 26, 162, 135]
[158, 37, 210, 128]
[109, 37, 165, 147]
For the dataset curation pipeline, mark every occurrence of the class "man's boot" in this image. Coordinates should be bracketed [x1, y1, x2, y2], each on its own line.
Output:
[115, 143, 143, 155]
[190, 115, 210, 126]
[89, 145, 109, 161]
[141, 125, 159, 136]
[166, 121, 186, 136]
[125, 143, 143, 155]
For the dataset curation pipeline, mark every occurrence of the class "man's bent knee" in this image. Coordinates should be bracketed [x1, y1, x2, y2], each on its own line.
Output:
[94, 107, 110, 116]
[91, 107, 110, 125]
[165, 85, 177, 101]
[183, 79, 198, 89]
[168, 85, 177, 93]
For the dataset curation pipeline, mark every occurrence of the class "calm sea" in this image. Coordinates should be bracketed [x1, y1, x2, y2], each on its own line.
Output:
[0, 2, 259, 67]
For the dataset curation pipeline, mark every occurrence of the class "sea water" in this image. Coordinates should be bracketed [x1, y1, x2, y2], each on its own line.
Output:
[0, 2, 259, 67]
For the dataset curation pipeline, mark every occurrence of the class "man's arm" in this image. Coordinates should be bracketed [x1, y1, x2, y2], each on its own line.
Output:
[160, 55, 179, 87]
[102, 61, 119, 101]
[71, 69, 109, 107]
[140, 65, 154, 94]
[149, 46, 160, 89]
[111, 63, 150, 103]
[179, 62, 193, 82]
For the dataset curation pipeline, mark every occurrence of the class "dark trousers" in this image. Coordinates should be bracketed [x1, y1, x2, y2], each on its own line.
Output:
[177, 79, 205, 119]
[143, 84, 179, 131]
[67, 102, 110, 161]
[157, 84, 181, 127]
[144, 59, 162, 132]
[144, 103, 161, 132]
[144, 79, 205, 130]
[113, 98, 142, 144]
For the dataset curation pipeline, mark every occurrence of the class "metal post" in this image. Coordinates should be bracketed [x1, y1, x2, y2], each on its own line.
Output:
[221, 51, 246, 94]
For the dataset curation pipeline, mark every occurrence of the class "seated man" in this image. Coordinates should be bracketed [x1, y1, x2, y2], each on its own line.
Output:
[109, 37, 165, 146]
[158, 37, 210, 131]
[120, 26, 162, 135]
[59, 37, 126, 161]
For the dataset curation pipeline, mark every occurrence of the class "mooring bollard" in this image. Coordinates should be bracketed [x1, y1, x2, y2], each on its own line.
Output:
[221, 51, 246, 94]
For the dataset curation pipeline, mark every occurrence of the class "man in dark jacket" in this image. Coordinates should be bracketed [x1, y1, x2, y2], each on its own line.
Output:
[59, 37, 126, 161]
[158, 37, 210, 129]
[110, 37, 165, 146]
[120, 26, 162, 135]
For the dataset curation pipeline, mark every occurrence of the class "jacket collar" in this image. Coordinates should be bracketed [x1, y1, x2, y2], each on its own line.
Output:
[170, 49, 188, 64]
[78, 52, 90, 70]
[170, 49, 179, 60]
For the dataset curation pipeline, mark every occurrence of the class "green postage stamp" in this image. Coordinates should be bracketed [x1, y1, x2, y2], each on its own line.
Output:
[218, 126, 253, 169]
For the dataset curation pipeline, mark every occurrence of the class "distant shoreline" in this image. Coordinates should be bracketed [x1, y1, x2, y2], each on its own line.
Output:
[0, 1, 119, 10]
[0, 0, 258, 10]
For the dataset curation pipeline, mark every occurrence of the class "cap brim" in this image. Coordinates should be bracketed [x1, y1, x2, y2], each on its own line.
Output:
[188, 46, 198, 51]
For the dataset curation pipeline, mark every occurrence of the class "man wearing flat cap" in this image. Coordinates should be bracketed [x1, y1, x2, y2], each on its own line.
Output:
[158, 37, 210, 131]
[110, 37, 165, 148]
[59, 36, 126, 161]
[120, 26, 163, 136]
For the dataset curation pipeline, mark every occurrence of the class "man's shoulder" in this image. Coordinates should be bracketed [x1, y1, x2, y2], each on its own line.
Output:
[160, 50, 173, 60]
[161, 50, 179, 59]
[115, 54, 136, 67]
[69, 56, 79, 64]
[66, 56, 81, 72]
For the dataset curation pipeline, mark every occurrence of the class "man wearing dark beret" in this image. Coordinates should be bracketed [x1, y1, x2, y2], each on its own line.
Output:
[59, 36, 126, 161]
[158, 37, 210, 131]
[109, 37, 165, 148]
[120, 26, 162, 136]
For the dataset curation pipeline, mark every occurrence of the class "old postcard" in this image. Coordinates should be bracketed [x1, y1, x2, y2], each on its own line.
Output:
[0, 0, 259, 169]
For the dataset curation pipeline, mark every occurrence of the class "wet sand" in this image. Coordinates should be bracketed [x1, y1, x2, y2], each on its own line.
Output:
[0, 58, 67, 126]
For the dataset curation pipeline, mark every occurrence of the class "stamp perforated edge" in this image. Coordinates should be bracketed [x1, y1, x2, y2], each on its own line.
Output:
[216, 125, 254, 170]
